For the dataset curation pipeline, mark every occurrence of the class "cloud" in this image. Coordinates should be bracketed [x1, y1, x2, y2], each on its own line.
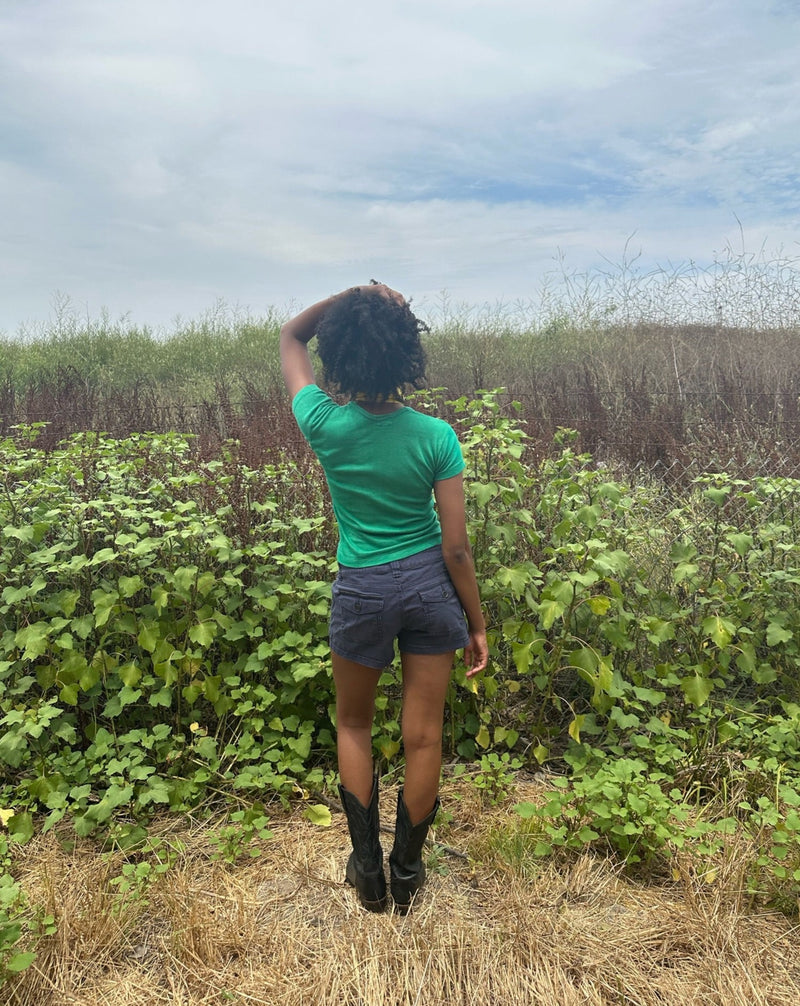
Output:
[1, 0, 799, 331]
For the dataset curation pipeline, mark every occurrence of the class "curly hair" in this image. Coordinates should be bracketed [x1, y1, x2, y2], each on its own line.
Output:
[315, 288, 428, 398]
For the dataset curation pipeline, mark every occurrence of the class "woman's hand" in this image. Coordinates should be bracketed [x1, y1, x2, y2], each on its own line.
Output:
[351, 282, 406, 305]
[464, 628, 488, 679]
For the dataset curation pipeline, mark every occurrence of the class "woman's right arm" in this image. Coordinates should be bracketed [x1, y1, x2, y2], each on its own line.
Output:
[434, 473, 488, 677]
[280, 295, 336, 400]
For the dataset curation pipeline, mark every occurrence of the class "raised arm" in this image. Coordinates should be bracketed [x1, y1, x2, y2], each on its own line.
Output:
[279, 295, 334, 400]
[280, 284, 405, 400]
[434, 472, 488, 677]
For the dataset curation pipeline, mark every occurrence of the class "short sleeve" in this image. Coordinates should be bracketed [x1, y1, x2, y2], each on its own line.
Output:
[435, 423, 465, 481]
[291, 384, 337, 442]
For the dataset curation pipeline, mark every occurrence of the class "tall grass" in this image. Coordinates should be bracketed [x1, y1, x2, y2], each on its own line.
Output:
[2, 247, 800, 472]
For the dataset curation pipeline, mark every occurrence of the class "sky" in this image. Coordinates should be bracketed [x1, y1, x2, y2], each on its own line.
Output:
[1, 0, 800, 334]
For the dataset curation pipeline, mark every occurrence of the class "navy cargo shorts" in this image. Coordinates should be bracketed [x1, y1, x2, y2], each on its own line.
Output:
[329, 545, 469, 670]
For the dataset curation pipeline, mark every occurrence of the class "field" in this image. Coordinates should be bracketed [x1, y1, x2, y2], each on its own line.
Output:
[7, 779, 800, 1006]
[3, 256, 800, 1003]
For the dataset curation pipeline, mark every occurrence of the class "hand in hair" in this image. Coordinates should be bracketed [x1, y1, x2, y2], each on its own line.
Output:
[280, 284, 415, 399]
[352, 282, 406, 306]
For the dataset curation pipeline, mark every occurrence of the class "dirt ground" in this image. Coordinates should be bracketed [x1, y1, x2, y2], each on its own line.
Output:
[4, 779, 800, 1006]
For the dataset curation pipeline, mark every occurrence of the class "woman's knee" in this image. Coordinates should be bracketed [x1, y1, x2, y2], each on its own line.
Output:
[401, 721, 443, 754]
[336, 709, 374, 733]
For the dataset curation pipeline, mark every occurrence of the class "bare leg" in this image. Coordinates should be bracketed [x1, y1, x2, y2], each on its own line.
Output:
[332, 652, 381, 806]
[399, 651, 454, 824]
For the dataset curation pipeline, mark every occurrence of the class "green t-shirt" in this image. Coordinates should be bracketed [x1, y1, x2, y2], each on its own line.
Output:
[292, 384, 465, 567]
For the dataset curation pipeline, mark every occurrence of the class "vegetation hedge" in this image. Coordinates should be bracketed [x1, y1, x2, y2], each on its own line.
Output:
[4, 388, 800, 977]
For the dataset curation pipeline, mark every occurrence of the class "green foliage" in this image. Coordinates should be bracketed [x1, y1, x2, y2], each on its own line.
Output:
[0, 302, 284, 397]
[3, 392, 800, 912]
[452, 753, 523, 805]
[207, 809, 274, 865]
[0, 427, 336, 837]
[0, 829, 56, 985]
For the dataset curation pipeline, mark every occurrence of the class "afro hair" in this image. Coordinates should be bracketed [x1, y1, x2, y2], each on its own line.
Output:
[315, 288, 428, 398]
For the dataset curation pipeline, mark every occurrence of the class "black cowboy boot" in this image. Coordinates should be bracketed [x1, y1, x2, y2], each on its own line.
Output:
[389, 788, 440, 914]
[338, 775, 387, 912]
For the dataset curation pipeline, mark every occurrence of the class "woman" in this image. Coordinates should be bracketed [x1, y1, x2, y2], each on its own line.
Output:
[280, 282, 488, 913]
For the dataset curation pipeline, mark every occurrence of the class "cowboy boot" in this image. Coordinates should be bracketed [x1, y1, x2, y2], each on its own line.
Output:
[338, 775, 387, 912]
[389, 788, 440, 914]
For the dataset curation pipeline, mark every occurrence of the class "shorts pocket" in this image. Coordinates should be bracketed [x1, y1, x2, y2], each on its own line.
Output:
[330, 585, 385, 649]
[418, 582, 463, 635]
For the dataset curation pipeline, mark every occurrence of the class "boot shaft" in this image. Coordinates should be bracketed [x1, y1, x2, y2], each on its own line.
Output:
[339, 775, 387, 912]
[338, 775, 382, 863]
[390, 788, 440, 870]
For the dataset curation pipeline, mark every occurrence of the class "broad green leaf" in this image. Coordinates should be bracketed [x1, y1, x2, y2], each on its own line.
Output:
[79, 664, 101, 691]
[194, 736, 218, 761]
[644, 617, 675, 644]
[292, 662, 321, 683]
[288, 733, 312, 759]
[152, 585, 170, 613]
[533, 743, 549, 764]
[471, 482, 498, 507]
[587, 595, 611, 615]
[137, 623, 159, 653]
[0, 732, 29, 768]
[511, 640, 533, 675]
[378, 737, 401, 760]
[89, 547, 118, 566]
[7, 810, 34, 844]
[726, 532, 753, 557]
[702, 487, 729, 507]
[59, 684, 79, 706]
[475, 725, 491, 749]
[673, 562, 700, 585]
[596, 656, 614, 695]
[303, 804, 332, 827]
[767, 621, 793, 646]
[6, 952, 37, 973]
[681, 673, 714, 708]
[118, 685, 143, 708]
[752, 664, 778, 684]
[189, 621, 216, 647]
[196, 571, 217, 596]
[201, 675, 221, 703]
[119, 662, 142, 687]
[514, 801, 538, 819]
[142, 780, 172, 805]
[92, 591, 118, 628]
[735, 644, 756, 675]
[575, 504, 601, 528]
[701, 615, 735, 648]
[610, 706, 640, 730]
[570, 647, 598, 675]
[669, 541, 698, 562]
[15, 623, 50, 661]
[538, 599, 564, 630]
[118, 575, 144, 598]
[497, 565, 531, 598]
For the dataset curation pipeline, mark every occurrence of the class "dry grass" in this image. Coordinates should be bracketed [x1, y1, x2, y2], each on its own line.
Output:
[4, 780, 800, 1006]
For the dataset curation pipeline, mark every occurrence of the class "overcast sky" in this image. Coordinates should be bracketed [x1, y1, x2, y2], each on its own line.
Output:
[1, 0, 799, 334]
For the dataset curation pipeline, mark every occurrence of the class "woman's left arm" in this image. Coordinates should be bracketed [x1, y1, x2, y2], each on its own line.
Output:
[434, 473, 488, 677]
